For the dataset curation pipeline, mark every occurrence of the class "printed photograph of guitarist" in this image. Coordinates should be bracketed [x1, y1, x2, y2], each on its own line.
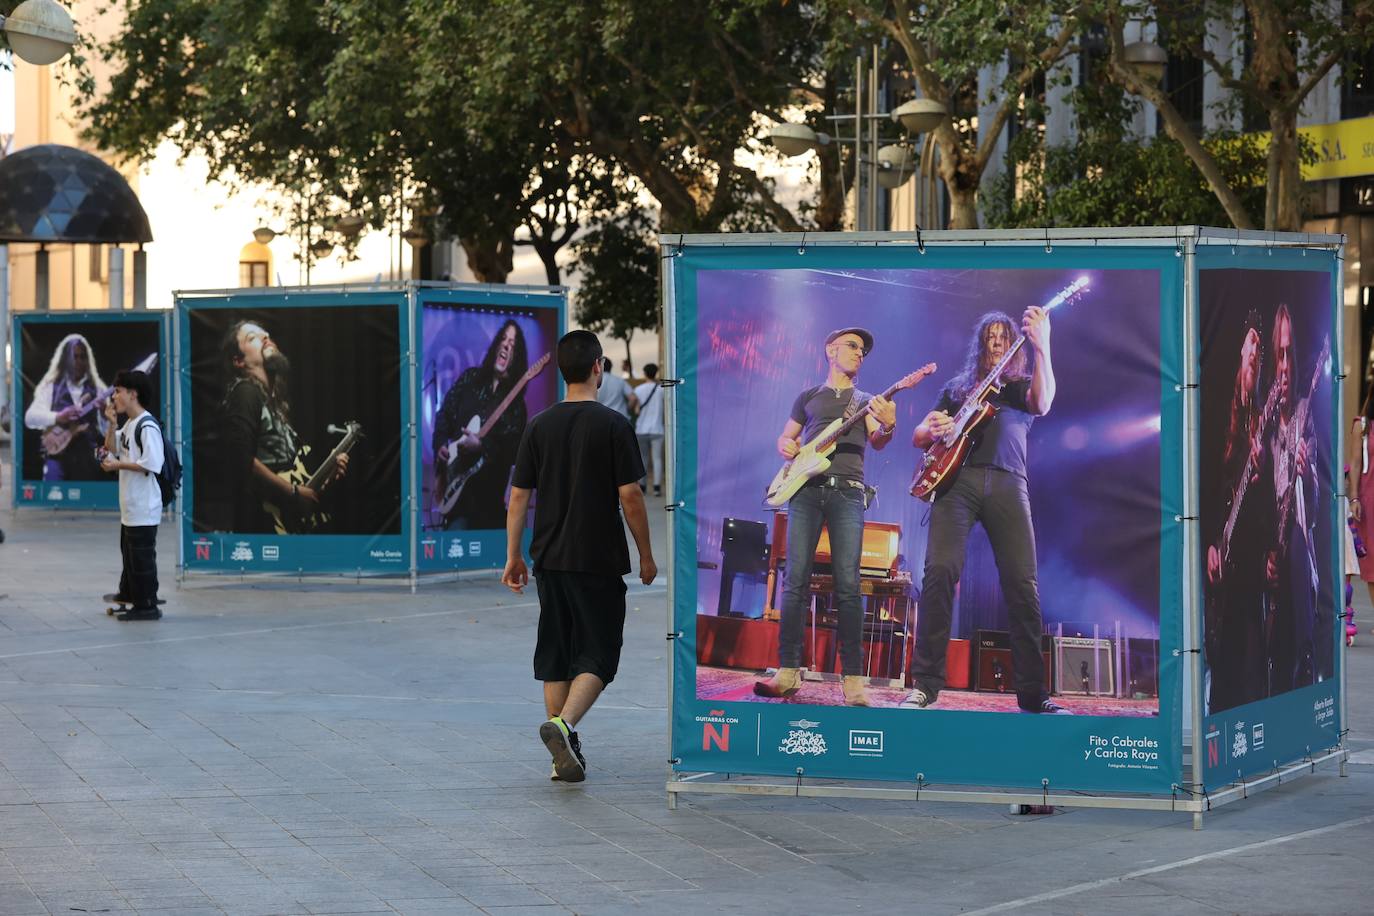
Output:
[1203, 311, 1268, 712]
[1261, 303, 1326, 696]
[24, 333, 109, 481]
[220, 320, 349, 533]
[903, 307, 1068, 714]
[432, 319, 529, 530]
[754, 327, 904, 708]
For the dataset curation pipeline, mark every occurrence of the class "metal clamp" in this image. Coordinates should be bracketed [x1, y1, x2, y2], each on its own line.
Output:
[660, 378, 685, 387]
[797, 231, 807, 255]
[916, 226, 925, 255]
[665, 501, 686, 512]
[666, 631, 684, 641]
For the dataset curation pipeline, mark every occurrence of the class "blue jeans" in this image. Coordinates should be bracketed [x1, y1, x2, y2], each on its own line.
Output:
[778, 481, 866, 676]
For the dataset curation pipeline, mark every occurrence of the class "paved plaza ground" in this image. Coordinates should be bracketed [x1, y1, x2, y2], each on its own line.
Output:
[0, 489, 1372, 915]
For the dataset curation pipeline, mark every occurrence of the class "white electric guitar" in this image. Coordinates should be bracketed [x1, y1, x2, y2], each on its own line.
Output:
[435, 352, 550, 524]
[764, 364, 936, 508]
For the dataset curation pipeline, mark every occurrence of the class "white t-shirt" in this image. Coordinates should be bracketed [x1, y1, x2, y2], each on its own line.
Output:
[117, 413, 165, 527]
[634, 381, 663, 435]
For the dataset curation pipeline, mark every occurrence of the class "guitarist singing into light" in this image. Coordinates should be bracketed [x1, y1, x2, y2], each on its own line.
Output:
[903, 307, 1069, 714]
[755, 327, 902, 708]
[24, 333, 108, 481]
[432, 319, 530, 530]
[220, 320, 349, 533]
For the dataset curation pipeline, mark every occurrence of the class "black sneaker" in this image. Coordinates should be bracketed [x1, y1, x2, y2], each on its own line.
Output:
[539, 719, 586, 782]
[653, 486, 662, 497]
[1019, 697, 1071, 715]
[900, 688, 933, 708]
[550, 732, 586, 781]
[117, 608, 162, 622]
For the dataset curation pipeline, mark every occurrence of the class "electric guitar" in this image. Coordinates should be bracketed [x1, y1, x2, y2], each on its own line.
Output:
[435, 352, 550, 524]
[262, 421, 364, 535]
[41, 352, 158, 456]
[909, 277, 1089, 502]
[764, 364, 937, 509]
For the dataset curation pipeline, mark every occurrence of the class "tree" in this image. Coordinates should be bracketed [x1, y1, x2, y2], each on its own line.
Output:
[985, 126, 1273, 229]
[457, 0, 824, 234]
[1100, 0, 1374, 231]
[571, 208, 659, 371]
[841, 0, 1083, 228]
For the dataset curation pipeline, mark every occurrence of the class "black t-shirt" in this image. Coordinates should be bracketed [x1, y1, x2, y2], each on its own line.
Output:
[934, 378, 1035, 477]
[221, 378, 300, 533]
[789, 385, 872, 483]
[512, 401, 645, 574]
[433, 367, 527, 529]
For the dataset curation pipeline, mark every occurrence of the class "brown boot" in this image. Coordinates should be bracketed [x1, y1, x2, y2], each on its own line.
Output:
[842, 676, 871, 707]
[754, 667, 802, 698]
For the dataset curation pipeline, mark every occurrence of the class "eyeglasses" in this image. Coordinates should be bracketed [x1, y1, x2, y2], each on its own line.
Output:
[835, 340, 869, 357]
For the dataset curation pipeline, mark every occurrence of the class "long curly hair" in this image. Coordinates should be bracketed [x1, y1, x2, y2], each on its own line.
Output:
[946, 311, 1029, 400]
[1223, 310, 1263, 468]
[477, 319, 529, 395]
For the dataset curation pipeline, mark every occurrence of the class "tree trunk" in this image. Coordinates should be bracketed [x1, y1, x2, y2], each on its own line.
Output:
[531, 240, 561, 285]
[1268, 109, 1303, 231]
[947, 185, 978, 230]
[624, 334, 634, 378]
[460, 236, 514, 283]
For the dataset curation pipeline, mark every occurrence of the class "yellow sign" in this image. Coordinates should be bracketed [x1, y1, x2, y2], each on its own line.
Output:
[1298, 116, 1374, 181]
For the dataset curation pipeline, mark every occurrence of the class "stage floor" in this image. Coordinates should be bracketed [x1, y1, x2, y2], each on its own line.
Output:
[697, 665, 1159, 716]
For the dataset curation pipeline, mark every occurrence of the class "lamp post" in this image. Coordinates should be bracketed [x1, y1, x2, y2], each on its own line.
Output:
[766, 48, 947, 231]
[0, 0, 77, 65]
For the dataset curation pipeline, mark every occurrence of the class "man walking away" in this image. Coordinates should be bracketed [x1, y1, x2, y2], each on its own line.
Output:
[101, 370, 164, 621]
[594, 356, 638, 418]
[633, 363, 665, 497]
[501, 331, 657, 783]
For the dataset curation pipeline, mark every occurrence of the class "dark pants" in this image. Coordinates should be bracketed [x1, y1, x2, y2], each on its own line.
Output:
[912, 467, 1045, 706]
[119, 524, 159, 610]
[778, 480, 866, 676]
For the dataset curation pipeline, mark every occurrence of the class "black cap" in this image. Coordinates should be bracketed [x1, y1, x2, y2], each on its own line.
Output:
[825, 327, 874, 354]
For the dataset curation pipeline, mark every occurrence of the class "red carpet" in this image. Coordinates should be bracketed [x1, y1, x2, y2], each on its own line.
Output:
[696, 665, 1158, 716]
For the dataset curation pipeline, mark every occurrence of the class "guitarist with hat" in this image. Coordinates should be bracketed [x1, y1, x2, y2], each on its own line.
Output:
[902, 306, 1068, 714]
[755, 327, 904, 707]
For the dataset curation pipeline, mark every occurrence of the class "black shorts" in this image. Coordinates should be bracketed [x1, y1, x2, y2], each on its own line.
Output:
[533, 570, 628, 685]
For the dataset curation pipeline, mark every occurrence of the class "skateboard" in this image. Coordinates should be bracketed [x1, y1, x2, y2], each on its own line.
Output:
[103, 594, 167, 616]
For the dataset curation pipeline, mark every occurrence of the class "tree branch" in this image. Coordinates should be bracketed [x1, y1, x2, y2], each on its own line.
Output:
[975, 17, 1078, 173]
[1106, 12, 1255, 229]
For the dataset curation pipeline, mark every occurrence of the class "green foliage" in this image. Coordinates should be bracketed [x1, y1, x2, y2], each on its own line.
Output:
[985, 130, 1265, 228]
[571, 208, 659, 356]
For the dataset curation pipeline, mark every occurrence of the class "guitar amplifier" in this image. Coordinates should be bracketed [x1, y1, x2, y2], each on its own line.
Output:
[1054, 636, 1115, 696]
[974, 630, 1053, 693]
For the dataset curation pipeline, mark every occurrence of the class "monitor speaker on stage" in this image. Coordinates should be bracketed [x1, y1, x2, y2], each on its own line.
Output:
[1055, 636, 1116, 696]
[1124, 637, 1160, 698]
[974, 630, 1052, 693]
[718, 518, 769, 617]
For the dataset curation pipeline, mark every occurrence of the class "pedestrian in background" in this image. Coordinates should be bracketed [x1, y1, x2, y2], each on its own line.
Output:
[633, 363, 664, 497]
[100, 370, 163, 621]
[594, 356, 638, 419]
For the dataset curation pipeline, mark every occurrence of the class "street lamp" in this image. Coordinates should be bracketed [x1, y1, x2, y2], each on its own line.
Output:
[0, 0, 77, 66]
[252, 226, 277, 244]
[1123, 40, 1167, 84]
[765, 49, 948, 231]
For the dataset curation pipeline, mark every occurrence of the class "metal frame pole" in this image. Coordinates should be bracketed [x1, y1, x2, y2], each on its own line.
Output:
[1336, 246, 1350, 776]
[1181, 230, 1206, 829]
[408, 284, 419, 595]
[663, 239, 681, 809]
[173, 301, 185, 585]
[869, 45, 880, 232]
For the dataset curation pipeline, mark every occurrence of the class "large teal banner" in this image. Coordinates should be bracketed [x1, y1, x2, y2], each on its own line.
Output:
[1196, 249, 1342, 790]
[670, 243, 1185, 794]
[178, 291, 412, 574]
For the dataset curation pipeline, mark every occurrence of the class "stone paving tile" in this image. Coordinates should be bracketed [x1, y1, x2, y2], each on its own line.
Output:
[1, 504, 1373, 914]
